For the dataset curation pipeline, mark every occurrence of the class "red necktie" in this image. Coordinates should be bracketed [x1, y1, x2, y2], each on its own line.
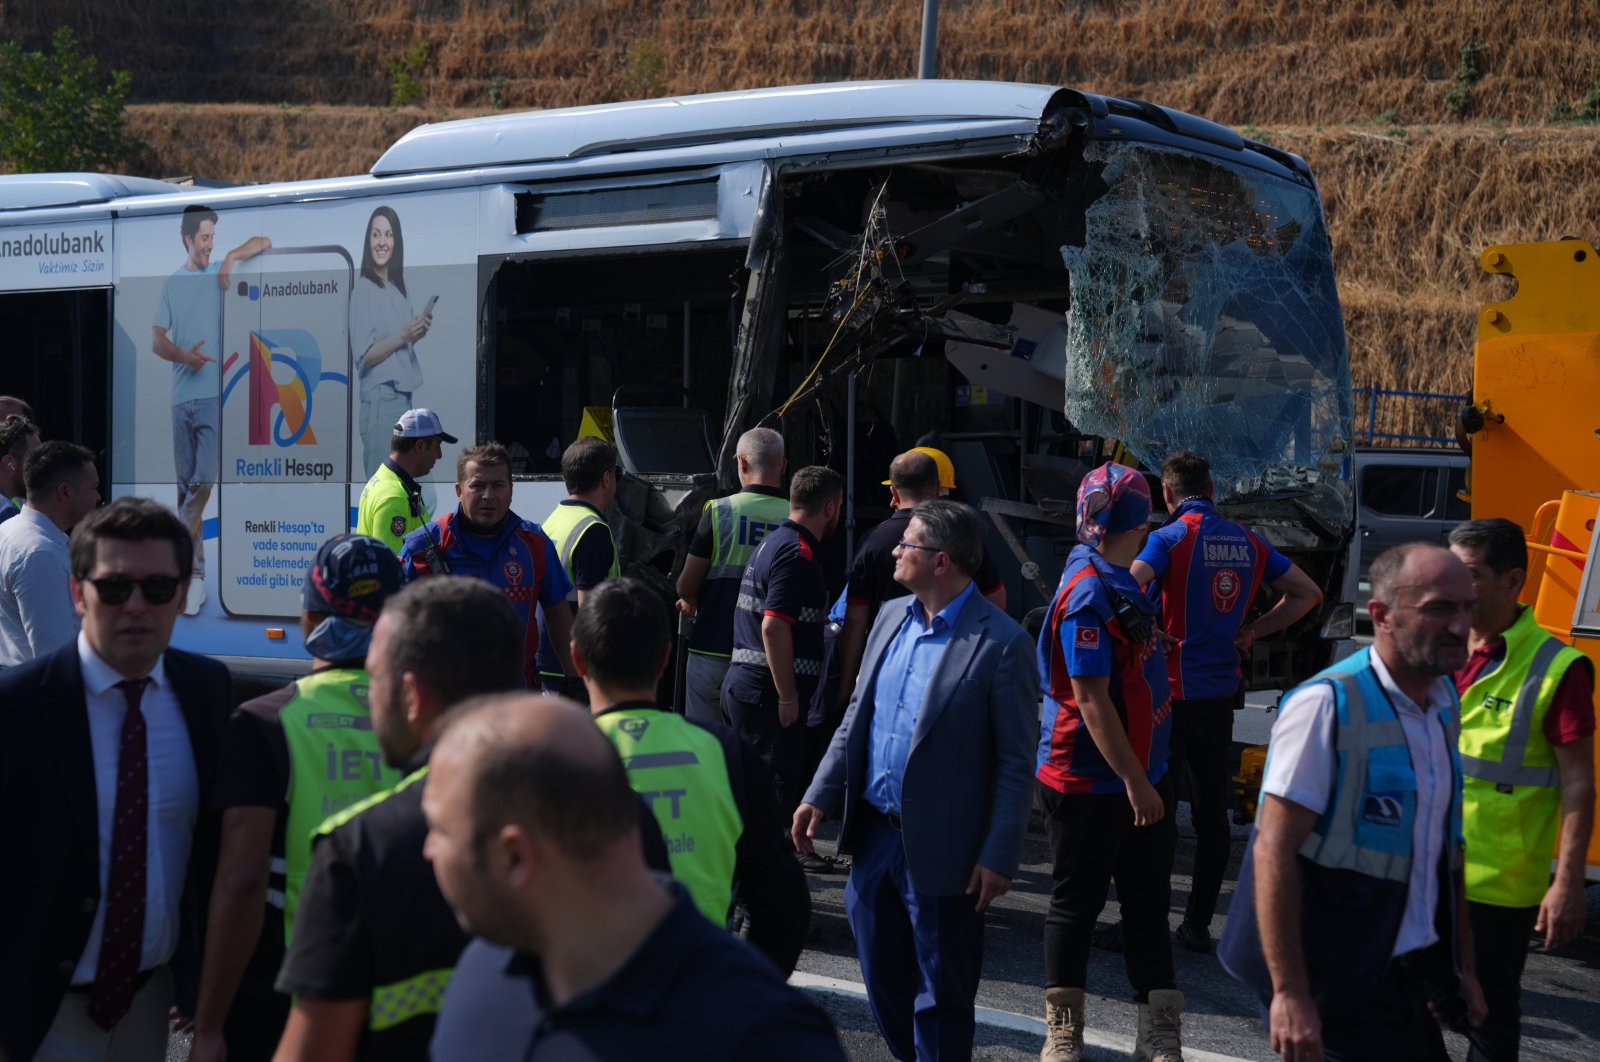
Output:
[89, 677, 151, 1029]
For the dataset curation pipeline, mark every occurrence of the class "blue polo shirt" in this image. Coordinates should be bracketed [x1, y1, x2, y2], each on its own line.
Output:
[430, 884, 845, 1062]
[1036, 545, 1171, 795]
[1136, 498, 1290, 700]
[865, 581, 975, 814]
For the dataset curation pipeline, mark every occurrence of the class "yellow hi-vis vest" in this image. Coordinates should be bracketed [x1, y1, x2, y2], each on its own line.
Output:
[539, 500, 620, 596]
[1460, 605, 1586, 908]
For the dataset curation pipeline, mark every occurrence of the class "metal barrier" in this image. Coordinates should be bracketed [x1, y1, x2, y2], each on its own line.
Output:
[1353, 384, 1469, 447]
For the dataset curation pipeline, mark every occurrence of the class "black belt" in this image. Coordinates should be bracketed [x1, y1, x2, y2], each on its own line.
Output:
[68, 967, 157, 995]
[863, 803, 902, 831]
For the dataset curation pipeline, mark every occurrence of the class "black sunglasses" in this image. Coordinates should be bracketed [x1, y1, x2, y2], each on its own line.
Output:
[84, 575, 182, 606]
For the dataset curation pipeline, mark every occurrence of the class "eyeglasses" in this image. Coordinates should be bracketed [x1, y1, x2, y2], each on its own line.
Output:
[895, 540, 942, 555]
[84, 575, 182, 606]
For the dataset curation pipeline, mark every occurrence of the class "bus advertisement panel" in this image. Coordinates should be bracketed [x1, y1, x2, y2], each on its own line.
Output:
[110, 190, 479, 641]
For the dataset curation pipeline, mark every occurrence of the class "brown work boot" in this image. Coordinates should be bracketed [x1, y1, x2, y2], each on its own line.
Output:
[1132, 988, 1184, 1062]
[1040, 986, 1085, 1062]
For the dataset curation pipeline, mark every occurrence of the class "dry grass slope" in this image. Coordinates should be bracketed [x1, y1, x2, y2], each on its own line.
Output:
[10, 0, 1600, 441]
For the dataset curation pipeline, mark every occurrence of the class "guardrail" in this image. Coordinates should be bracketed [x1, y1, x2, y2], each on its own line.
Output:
[1353, 385, 1470, 447]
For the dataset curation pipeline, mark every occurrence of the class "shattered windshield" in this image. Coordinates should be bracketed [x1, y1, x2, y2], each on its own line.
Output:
[1061, 141, 1352, 530]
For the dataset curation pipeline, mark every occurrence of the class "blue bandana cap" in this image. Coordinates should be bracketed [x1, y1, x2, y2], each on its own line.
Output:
[1076, 462, 1152, 547]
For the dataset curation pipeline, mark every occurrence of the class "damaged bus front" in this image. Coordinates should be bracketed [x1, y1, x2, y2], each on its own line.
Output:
[705, 87, 1355, 690]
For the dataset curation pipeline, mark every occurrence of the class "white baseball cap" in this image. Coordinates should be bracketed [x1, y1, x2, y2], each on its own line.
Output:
[394, 408, 458, 443]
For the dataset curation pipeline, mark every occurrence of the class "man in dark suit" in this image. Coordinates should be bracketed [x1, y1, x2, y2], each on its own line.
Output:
[793, 499, 1038, 1062]
[0, 496, 230, 1062]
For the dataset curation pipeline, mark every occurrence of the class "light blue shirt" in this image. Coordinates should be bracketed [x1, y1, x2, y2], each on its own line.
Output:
[865, 580, 976, 814]
[71, 632, 200, 983]
[351, 274, 424, 400]
[154, 260, 223, 405]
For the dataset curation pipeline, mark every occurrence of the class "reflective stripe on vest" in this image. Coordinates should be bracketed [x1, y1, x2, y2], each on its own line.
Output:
[594, 709, 743, 925]
[1460, 615, 1569, 789]
[730, 646, 824, 676]
[1289, 651, 1464, 885]
[1459, 606, 1582, 906]
[540, 502, 620, 601]
[691, 492, 791, 657]
[369, 967, 453, 1031]
[279, 668, 396, 943]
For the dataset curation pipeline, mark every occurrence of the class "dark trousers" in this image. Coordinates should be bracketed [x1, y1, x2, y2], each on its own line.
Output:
[1467, 901, 1539, 1062]
[1039, 775, 1177, 1002]
[720, 675, 807, 824]
[1318, 958, 1450, 1062]
[844, 806, 986, 1062]
[1166, 694, 1235, 928]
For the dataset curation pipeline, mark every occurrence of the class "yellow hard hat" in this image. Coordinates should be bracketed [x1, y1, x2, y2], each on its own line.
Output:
[882, 446, 957, 490]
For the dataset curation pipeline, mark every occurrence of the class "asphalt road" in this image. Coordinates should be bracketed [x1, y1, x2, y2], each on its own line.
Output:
[792, 686, 1600, 1061]
[165, 688, 1600, 1062]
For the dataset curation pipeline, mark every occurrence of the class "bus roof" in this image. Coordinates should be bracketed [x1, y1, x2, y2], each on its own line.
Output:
[372, 80, 1065, 176]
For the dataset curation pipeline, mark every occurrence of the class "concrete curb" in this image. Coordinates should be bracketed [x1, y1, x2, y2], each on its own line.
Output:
[790, 972, 1256, 1062]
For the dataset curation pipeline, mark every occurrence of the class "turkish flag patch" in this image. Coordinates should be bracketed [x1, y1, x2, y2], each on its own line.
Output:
[1075, 626, 1100, 649]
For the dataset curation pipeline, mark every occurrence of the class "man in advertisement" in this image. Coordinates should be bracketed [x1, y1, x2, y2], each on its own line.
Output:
[151, 204, 271, 617]
[399, 442, 579, 691]
[356, 408, 458, 554]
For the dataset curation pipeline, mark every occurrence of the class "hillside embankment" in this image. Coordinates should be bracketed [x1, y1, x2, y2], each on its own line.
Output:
[7, 1, 1600, 436]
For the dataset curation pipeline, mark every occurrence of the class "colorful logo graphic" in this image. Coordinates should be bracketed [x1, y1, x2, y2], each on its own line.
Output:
[249, 329, 321, 446]
[223, 328, 325, 447]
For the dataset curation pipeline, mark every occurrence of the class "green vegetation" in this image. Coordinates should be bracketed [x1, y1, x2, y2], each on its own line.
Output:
[1549, 55, 1600, 123]
[624, 38, 668, 99]
[1444, 38, 1485, 116]
[0, 27, 141, 173]
[388, 39, 429, 107]
[489, 73, 509, 110]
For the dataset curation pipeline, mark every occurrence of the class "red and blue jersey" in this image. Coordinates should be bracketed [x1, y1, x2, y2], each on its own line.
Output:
[1036, 544, 1172, 795]
[1136, 498, 1290, 700]
[399, 507, 572, 689]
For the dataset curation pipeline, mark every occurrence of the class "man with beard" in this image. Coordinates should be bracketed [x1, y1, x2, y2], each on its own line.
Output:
[422, 694, 845, 1061]
[1220, 544, 1488, 1062]
[720, 465, 845, 827]
[272, 577, 523, 1061]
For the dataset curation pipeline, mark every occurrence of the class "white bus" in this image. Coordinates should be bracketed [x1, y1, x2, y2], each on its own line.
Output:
[0, 80, 1356, 688]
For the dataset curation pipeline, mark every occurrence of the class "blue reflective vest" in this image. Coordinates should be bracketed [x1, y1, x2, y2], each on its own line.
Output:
[1220, 648, 1464, 998]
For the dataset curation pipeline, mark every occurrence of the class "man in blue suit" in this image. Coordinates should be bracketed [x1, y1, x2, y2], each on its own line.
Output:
[793, 499, 1038, 1061]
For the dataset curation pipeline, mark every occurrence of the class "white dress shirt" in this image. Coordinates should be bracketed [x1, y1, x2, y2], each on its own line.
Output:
[71, 632, 200, 983]
[0, 506, 79, 666]
[1262, 648, 1456, 955]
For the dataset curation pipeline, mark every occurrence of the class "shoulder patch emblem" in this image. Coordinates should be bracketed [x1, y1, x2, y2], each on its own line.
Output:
[390, 515, 408, 538]
[1075, 626, 1100, 649]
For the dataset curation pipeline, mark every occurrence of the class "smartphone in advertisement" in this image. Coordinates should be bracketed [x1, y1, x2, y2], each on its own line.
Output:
[422, 294, 439, 316]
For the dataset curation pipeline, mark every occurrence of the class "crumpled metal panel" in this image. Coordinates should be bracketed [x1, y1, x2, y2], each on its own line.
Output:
[1062, 142, 1353, 530]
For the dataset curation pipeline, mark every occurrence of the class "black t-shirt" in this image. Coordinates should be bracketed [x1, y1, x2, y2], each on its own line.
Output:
[845, 507, 1002, 615]
[213, 683, 299, 984]
[276, 759, 463, 1062]
[686, 484, 787, 558]
[429, 885, 845, 1062]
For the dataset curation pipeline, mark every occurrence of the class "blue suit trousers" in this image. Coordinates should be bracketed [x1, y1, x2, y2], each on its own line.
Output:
[845, 807, 986, 1062]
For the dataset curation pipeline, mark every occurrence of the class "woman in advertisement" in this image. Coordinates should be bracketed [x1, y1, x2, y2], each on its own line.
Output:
[352, 205, 432, 477]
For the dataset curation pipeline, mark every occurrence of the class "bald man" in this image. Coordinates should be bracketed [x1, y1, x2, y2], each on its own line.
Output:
[423, 695, 845, 1061]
